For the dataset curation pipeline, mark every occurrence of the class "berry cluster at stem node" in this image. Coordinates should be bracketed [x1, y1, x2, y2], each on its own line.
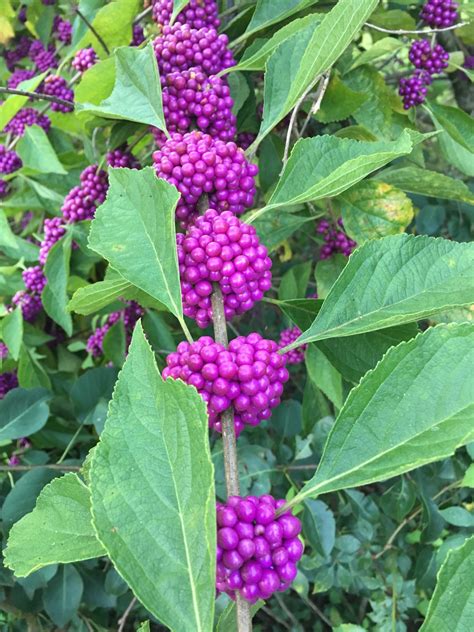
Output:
[22, 266, 47, 293]
[178, 209, 272, 328]
[0, 372, 18, 400]
[61, 165, 108, 222]
[152, 0, 220, 30]
[3, 108, 51, 137]
[72, 48, 98, 73]
[420, 0, 458, 28]
[216, 495, 304, 603]
[0, 145, 22, 175]
[316, 219, 356, 259]
[11, 291, 42, 322]
[409, 40, 449, 74]
[42, 76, 74, 113]
[163, 333, 289, 436]
[153, 131, 258, 227]
[278, 327, 306, 365]
[39, 217, 66, 265]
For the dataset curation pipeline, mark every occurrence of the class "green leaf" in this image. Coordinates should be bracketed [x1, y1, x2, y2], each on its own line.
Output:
[427, 102, 474, 153]
[290, 324, 474, 505]
[88, 168, 185, 326]
[306, 345, 343, 410]
[2, 307, 23, 361]
[279, 261, 312, 301]
[292, 235, 474, 347]
[0, 210, 40, 262]
[234, 14, 322, 73]
[0, 387, 51, 442]
[0, 72, 47, 130]
[315, 255, 347, 300]
[266, 297, 322, 332]
[76, 0, 139, 57]
[302, 500, 336, 558]
[420, 536, 474, 632]
[374, 167, 474, 206]
[68, 274, 132, 315]
[317, 324, 418, 384]
[339, 180, 414, 243]
[254, 0, 379, 146]
[102, 320, 126, 367]
[251, 130, 422, 220]
[90, 324, 215, 632]
[18, 345, 51, 390]
[76, 44, 167, 131]
[71, 367, 118, 431]
[74, 56, 116, 105]
[43, 565, 84, 628]
[350, 37, 403, 71]
[4, 474, 105, 577]
[439, 507, 474, 528]
[315, 74, 369, 124]
[253, 211, 313, 251]
[462, 464, 474, 488]
[42, 232, 73, 336]
[241, 0, 319, 41]
[16, 126, 66, 175]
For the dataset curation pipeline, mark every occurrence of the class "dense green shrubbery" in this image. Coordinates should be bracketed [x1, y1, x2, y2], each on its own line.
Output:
[0, 0, 473, 630]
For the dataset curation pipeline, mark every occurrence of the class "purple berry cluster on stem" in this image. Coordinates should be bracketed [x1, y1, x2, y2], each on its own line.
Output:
[153, 24, 235, 75]
[131, 24, 146, 46]
[29, 40, 58, 72]
[163, 333, 289, 436]
[4, 108, 51, 137]
[0, 372, 18, 399]
[316, 219, 356, 259]
[420, 0, 458, 27]
[4, 36, 32, 71]
[152, 0, 220, 30]
[409, 40, 449, 74]
[0, 342, 8, 359]
[72, 48, 98, 73]
[87, 301, 144, 357]
[278, 327, 306, 365]
[0, 145, 22, 175]
[12, 291, 42, 322]
[53, 16, 72, 44]
[153, 131, 258, 227]
[7, 69, 35, 89]
[42, 76, 74, 112]
[22, 266, 47, 293]
[216, 495, 304, 602]
[39, 217, 66, 265]
[178, 209, 272, 328]
[106, 148, 139, 169]
[61, 165, 108, 222]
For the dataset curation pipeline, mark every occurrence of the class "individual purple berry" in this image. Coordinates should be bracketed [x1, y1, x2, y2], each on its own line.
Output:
[22, 266, 47, 293]
[53, 16, 72, 44]
[12, 291, 42, 322]
[7, 454, 21, 466]
[131, 24, 145, 46]
[72, 48, 98, 73]
[3, 108, 51, 137]
[153, 131, 258, 227]
[106, 148, 139, 169]
[152, 0, 220, 30]
[153, 24, 235, 76]
[163, 333, 289, 435]
[0, 372, 18, 399]
[61, 165, 108, 222]
[216, 495, 304, 602]
[278, 327, 306, 365]
[0, 145, 22, 175]
[7, 69, 35, 89]
[18, 5, 27, 23]
[399, 70, 432, 110]
[316, 218, 357, 259]
[153, 68, 237, 144]
[420, 0, 458, 28]
[177, 209, 272, 328]
[39, 217, 66, 265]
[42, 76, 74, 113]
[409, 40, 449, 74]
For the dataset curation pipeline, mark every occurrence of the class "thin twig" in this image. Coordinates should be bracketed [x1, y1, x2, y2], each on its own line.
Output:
[365, 21, 468, 35]
[302, 596, 332, 628]
[133, 5, 152, 24]
[298, 71, 331, 138]
[0, 86, 74, 109]
[0, 464, 81, 472]
[75, 8, 110, 55]
[211, 285, 252, 632]
[117, 596, 137, 632]
[281, 75, 321, 169]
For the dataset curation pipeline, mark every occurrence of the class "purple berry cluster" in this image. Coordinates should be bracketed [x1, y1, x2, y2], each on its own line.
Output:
[53, 16, 72, 44]
[178, 209, 272, 328]
[29, 40, 58, 72]
[316, 219, 356, 259]
[39, 217, 66, 265]
[106, 148, 139, 169]
[156, 68, 237, 143]
[420, 0, 458, 27]
[0, 372, 18, 400]
[4, 108, 51, 137]
[278, 327, 306, 365]
[0, 342, 8, 360]
[153, 131, 258, 227]
[12, 291, 42, 322]
[163, 333, 289, 436]
[87, 301, 144, 357]
[42, 76, 74, 113]
[0, 145, 22, 175]
[22, 266, 47, 293]
[72, 48, 98, 73]
[237, 132, 256, 151]
[216, 495, 304, 602]
[131, 24, 146, 46]
[61, 165, 108, 222]
[7, 69, 35, 89]
[3, 36, 32, 71]
[399, 70, 433, 110]
[153, 24, 234, 76]
[409, 40, 449, 74]
[152, 0, 220, 30]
